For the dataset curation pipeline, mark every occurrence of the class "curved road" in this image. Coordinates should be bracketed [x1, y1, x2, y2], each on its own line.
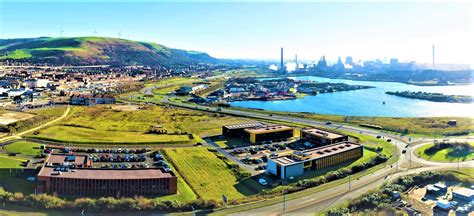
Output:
[163, 100, 473, 215]
[0, 106, 70, 143]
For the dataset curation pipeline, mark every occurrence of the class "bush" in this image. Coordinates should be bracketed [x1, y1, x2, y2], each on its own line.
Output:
[328, 207, 350, 216]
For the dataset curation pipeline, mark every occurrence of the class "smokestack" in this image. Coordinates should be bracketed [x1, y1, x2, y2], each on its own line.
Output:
[432, 44, 435, 68]
[280, 47, 284, 69]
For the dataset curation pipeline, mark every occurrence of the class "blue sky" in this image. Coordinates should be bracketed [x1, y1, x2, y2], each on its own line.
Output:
[0, 1, 472, 64]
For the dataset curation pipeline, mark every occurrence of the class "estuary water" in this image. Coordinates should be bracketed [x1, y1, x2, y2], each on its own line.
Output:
[229, 76, 474, 117]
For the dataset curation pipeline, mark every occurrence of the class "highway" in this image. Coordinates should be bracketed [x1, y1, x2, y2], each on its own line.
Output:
[162, 99, 473, 215]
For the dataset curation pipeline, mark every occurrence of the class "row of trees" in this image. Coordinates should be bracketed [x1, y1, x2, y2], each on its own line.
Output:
[0, 188, 219, 212]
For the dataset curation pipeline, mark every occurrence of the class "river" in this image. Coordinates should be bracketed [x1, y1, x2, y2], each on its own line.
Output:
[228, 76, 474, 117]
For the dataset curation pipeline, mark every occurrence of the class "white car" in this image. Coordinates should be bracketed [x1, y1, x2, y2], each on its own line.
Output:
[259, 178, 268, 186]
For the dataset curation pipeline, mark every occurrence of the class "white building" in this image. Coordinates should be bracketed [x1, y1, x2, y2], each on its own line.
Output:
[25, 79, 50, 89]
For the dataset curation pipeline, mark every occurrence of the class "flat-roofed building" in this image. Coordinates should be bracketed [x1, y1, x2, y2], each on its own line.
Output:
[222, 122, 294, 143]
[244, 125, 294, 143]
[36, 154, 177, 197]
[452, 187, 474, 202]
[300, 128, 348, 147]
[222, 122, 267, 138]
[267, 141, 363, 179]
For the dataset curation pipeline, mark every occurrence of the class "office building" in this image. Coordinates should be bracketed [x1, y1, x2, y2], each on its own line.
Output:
[267, 141, 363, 179]
[300, 128, 348, 147]
[222, 122, 294, 143]
[36, 154, 177, 197]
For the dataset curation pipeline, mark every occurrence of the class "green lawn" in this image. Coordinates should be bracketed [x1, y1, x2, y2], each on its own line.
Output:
[0, 154, 35, 194]
[32, 126, 190, 143]
[155, 151, 197, 203]
[415, 142, 474, 162]
[164, 148, 262, 201]
[345, 132, 397, 162]
[3, 141, 42, 157]
[28, 106, 248, 144]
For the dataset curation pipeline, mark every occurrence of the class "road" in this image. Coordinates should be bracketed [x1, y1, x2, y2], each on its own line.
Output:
[162, 99, 473, 215]
[0, 106, 71, 143]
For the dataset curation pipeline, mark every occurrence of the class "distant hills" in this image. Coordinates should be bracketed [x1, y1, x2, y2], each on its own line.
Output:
[0, 37, 218, 66]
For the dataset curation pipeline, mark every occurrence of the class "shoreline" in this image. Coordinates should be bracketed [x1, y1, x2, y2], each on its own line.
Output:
[268, 73, 472, 87]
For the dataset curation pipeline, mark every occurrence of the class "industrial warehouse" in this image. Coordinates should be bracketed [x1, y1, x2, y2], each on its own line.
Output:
[36, 154, 177, 197]
[222, 122, 294, 143]
[267, 142, 364, 179]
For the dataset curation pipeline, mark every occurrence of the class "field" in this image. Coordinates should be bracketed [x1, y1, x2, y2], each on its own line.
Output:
[0, 110, 34, 125]
[230, 107, 474, 137]
[164, 147, 262, 200]
[28, 105, 249, 144]
[3, 141, 42, 157]
[155, 150, 197, 202]
[122, 77, 199, 104]
[0, 154, 35, 194]
[415, 142, 474, 162]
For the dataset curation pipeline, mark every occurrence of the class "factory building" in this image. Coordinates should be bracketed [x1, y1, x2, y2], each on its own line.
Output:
[36, 154, 177, 197]
[267, 142, 363, 179]
[222, 122, 294, 143]
[300, 128, 348, 147]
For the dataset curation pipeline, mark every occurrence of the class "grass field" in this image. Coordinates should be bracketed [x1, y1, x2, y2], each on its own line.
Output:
[164, 147, 262, 201]
[415, 142, 474, 162]
[26, 106, 67, 117]
[28, 105, 249, 144]
[0, 153, 35, 194]
[123, 77, 199, 104]
[156, 151, 197, 203]
[3, 141, 42, 157]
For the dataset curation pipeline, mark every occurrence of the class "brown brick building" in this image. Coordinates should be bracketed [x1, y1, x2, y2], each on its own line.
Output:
[36, 154, 177, 197]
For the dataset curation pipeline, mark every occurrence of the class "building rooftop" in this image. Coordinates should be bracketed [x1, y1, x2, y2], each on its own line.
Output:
[244, 125, 293, 134]
[37, 167, 175, 179]
[47, 154, 88, 166]
[223, 122, 267, 130]
[273, 141, 362, 166]
[453, 187, 474, 197]
[301, 128, 346, 140]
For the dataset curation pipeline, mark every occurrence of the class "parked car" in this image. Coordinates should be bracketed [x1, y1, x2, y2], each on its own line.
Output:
[259, 178, 268, 186]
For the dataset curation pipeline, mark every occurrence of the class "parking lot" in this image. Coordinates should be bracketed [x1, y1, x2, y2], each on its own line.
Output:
[46, 147, 172, 171]
[210, 137, 328, 173]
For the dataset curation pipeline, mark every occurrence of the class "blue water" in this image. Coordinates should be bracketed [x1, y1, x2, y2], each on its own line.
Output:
[229, 76, 474, 117]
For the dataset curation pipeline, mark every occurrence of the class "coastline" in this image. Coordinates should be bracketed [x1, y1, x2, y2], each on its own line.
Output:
[268, 72, 472, 87]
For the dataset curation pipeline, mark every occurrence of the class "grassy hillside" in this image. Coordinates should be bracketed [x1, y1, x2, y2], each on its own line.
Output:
[0, 37, 217, 66]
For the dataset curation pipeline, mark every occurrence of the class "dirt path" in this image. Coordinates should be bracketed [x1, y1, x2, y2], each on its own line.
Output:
[0, 106, 71, 142]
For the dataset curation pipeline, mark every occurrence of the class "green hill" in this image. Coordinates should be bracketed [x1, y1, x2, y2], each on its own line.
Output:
[0, 37, 217, 66]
